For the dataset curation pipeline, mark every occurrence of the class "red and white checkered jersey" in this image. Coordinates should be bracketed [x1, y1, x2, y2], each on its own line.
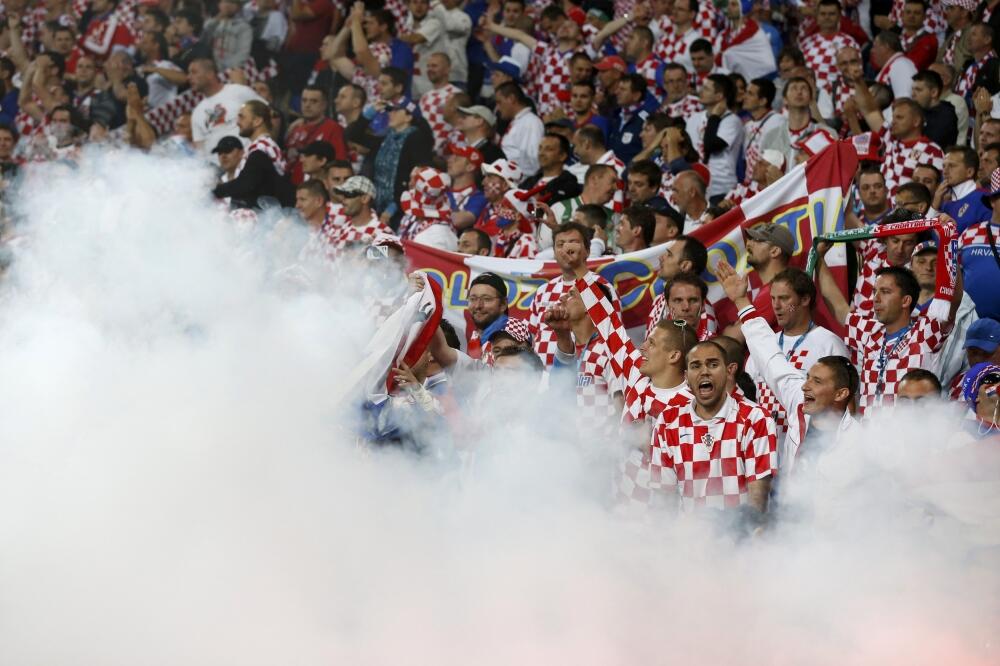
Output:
[956, 52, 998, 99]
[654, 26, 702, 72]
[852, 238, 889, 317]
[234, 135, 286, 177]
[418, 83, 461, 156]
[798, 32, 859, 94]
[633, 53, 666, 102]
[352, 41, 392, 103]
[529, 272, 620, 367]
[882, 133, 943, 195]
[526, 41, 577, 118]
[649, 394, 777, 510]
[663, 94, 703, 119]
[383, 0, 408, 28]
[571, 334, 622, 440]
[742, 111, 784, 184]
[745, 324, 848, 434]
[889, 0, 945, 40]
[319, 211, 394, 256]
[498, 231, 537, 259]
[724, 181, 761, 208]
[827, 76, 857, 126]
[845, 311, 948, 415]
[646, 293, 718, 342]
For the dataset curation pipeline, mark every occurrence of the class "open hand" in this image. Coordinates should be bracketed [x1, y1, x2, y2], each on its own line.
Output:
[715, 259, 749, 304]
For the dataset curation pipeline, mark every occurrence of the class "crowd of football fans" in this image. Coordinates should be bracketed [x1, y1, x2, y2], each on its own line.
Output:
[0, 0, 998, 514]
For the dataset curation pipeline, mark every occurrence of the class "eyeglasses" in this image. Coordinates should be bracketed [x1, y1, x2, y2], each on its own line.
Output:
[468, 295, 500, 305]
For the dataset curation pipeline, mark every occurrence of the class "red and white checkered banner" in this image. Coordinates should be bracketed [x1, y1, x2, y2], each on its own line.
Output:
[405, 140, 859, 337]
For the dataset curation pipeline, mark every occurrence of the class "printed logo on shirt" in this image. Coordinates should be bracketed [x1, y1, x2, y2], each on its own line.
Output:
[577, 375, 594, 387]
[207, 104, 227, 128]
[958, 203, 969, 218]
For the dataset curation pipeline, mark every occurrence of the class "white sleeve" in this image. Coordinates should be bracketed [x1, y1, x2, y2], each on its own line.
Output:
[889, 61, 915, 99]
[412, 224, 458, 251]
[741, 311, 806, 416]
[718, 114, 742, 148]
[417, 16, 443, 43]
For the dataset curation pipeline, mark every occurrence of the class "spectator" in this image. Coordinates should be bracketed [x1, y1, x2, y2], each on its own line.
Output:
[900, 0, 939, 69]
[494, 82, 543, 177]
[298, 141, 337, 182]
[566, 81, 609, 138]
[322, 175, 396, 255]
[212, 99, 295, 209]
[79, 0, 136, 63]
[372, 98, 432, 227]
[456, 105, 504, 164]
[213, 135, 244, 185]
[881, 98, 945, 195]
[929, 62, 970, 145]
[417, 52, 462, 155]
[938, 146, 991, 231]
[609, 73, 647, 164]
[249, 0, 288, 61]
[285, 85, 347, 184]
[445, 143, 487, 230]
[742, 78, 789, 183]
[188, 57, 265, 155]
[399, 0, 449, 99]
[955, 23, 997, 101]
[615, 204, 655, 253]
[202, 0, 253, 72]
[137, 30, 182, 109]
[457, 227, 492, 255]
[911, 70, 959, 150]
[655, 0, 704, 73]
[626, 159, 663, 206]
[661, 61, 702, 119]
[979, 143, 1000, 187]
[548, 164, 617, 241]
[689, 74, 743, 202]
[429, 0, 471, 89]
[330, 5, 413, 104]
[521, 132, 581, 203]
[871, 31, 917, 100]
[940, 0, 976, 70]
[671, 170, 710, 230]
[295, 178, 329, 228]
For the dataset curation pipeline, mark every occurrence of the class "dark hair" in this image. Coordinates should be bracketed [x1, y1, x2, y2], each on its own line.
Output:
[574, 204, 609, 228]
[654, 317, 698, 357]
[947, 145, 979, 171]
[895, 181, 932, 205]
[715, 335, 747, 370]
[380, 66, 408, 90]
[302, 84, 328, 100]
[554, 221, 593, 246]
[148, 30, 170, 59]
[817, 0, 843, 10]
[631, 25, 654, 50]
[899, 368, 943, 391]
[572, 80, 596, 95]
[663, 61, 688, 78]
[858, 162, 887, 182]
[492, 346, 545, 372]
[750, 77, 777, 107]
[783, 75, 813, 99]
[584, 163, 616, 184]
[461, 227, 492, 254]
[894, 97, 925, 124]
[668, 271, 708, 300]
[469, 271, 508, 301]
[145, 8, 170, 30]
[984, 141, 1000, 156]
[690, 38, 713, 55]
[883, 207, 923, 224]
[574, 124, 606, 150]
[675, 234, 708, 275]
[644, 111, 672, 134]
[174, 9, 204, 34]
[687, 340, 728, 368]
[620, 72, 647, 97]
[0, 122, 18, 142]
[624, 205, 656, 246]
[911, 162, 941, 181]
[540, 4, 566, 21]
[325, 159, 353, 173]
[543, 132, 571, 160]
[368, 8, 397, 35]
[816, 355, 859, 402]
[344, 82, 367, 107]
[772, 267, 817, 311]
[903, 0, 926, 9]
[438, 318, 462, 350]
[874, 265, 921, 312]
[778, 45, 806, 66]
[495, 81, 531, 106]
[912, 69, 943, 93]
[244, 99, 272, 131]
[707, 73, 736, 107]
[628, 159, 661, 188]
[52, 23, 75, 38]
[875, 30, 903, 53]
[297, 178, 329, 201]
[47, 51, 66, 78]
[190, 56, 218, 75]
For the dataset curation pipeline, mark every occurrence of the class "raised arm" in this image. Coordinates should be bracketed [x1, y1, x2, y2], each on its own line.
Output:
[814, 242, 850, 325]
[349, 2, 380, 77]
[483, 19, 537, 50]
[575, 275, 642, 388]
[590, 16, 629, 51]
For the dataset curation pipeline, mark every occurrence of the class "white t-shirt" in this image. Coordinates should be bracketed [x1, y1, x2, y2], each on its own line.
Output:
[688, 110, 745, 199]
[501, 107, 544, 178]
[878, 53, 917, 100]
[146, 59, 182, 109]
[191, 83, 265, 156]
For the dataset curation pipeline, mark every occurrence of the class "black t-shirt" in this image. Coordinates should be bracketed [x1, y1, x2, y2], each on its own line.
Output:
[925, 102, 958, 151]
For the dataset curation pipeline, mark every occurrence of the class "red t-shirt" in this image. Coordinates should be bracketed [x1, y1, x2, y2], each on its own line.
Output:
[286, 0, 334, 53]
[285, 117, 347, 184]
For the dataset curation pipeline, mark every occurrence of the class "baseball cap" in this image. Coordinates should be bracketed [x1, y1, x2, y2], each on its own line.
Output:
[447, 143, 484, 167]
[941, 0, 977, 10]
[387, 99, 421, 118]
[300, 140, 336, 161]
[594, 55, 626, 73]
[982, 167, 1000, 209]
[745, 223, 795, 256]
[469, 272, 508, 301]
[964, 318, 1000, 354]
[911, 240, 937, 257]
[212, 136, 243, 154]
[333, 175, 376, 197]
[458, 105, 496, 127]
[487, 56, 522, 81]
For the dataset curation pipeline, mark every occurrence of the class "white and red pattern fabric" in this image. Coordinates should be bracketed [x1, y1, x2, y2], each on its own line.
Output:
[526, 41, 577, 118]
[663, 94, 703, 119]
[798, 32, 859, 95]
[719, 17, 776, 81]
[845, 311, 948, 415]
[80, 7, 136, 60]
[956, 52, 997, 99]
[569, 333, 622, 440]
[724, 180, 762, 208]
[398, 168, 453, 241]
[418, 83, 461, 156]
[529, 272, 620, 368]
[633, 53, 666, 102]
[648, 394, 777, 510]
[495, 231, 537, 259]
[233, 135, 286, 178]
[353, 41, 392, 103]
[881, 133, 943, 194]
[646, 292, 718, 342]
[654, 26, 702, 73]
[889, 0, 946, 39]
[320, 211, 394, 256]
[594, 149, 626, 214]
[852, 238, 888, 317]
[941, 28, 964, 67]
[742, 111, 783, 185]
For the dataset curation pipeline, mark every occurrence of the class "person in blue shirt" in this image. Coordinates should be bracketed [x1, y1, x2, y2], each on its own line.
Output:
[939, 146, 992, 234]
[608, 73, 648, 165]
[959, 167, 1000, 320]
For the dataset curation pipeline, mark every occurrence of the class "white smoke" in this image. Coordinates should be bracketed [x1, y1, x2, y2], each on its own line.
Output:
[0, 150, 996, 665]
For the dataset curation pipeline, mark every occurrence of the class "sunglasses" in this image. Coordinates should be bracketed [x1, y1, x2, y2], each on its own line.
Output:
[982, 372, 1000, 386]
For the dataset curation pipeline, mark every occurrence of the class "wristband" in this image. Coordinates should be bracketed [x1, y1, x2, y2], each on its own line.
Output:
[737, 304, 757, 323]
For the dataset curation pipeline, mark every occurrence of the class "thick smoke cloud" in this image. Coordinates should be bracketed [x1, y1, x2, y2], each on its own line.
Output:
[0, 151, 996, 665]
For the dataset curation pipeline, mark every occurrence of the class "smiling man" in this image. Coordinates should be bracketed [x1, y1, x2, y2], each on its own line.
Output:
[649, 340, 777, 512]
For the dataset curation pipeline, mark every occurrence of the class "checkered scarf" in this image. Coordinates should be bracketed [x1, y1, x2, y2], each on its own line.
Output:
[399, 167, 453, 221]
[806, 217, 957, 320]
[235, 135, 286, 177]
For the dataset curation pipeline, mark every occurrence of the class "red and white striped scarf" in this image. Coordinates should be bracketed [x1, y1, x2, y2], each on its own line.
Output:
[234, 135, 286, 178]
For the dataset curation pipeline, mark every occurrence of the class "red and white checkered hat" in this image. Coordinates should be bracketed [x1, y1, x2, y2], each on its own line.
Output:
[412, 166, 451, 199]
[497, 317, 532, 345]
[482, 159, 523, 187]
[941, 0, 977, 11]
[983, 167, 1000, 208]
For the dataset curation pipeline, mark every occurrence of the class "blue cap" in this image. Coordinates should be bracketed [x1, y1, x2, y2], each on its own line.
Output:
[388, 98, 421, 119]
[488, 56, 522, 82]
[964, 318, 1000, 353]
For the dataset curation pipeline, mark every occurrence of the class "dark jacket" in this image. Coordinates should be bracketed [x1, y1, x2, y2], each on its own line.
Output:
[212, 150, 295, 209]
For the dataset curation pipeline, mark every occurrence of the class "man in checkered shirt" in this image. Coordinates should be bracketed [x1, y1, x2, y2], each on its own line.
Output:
[654, 0, 710, 74]
[878, 98, 945, 195]
[816, 249, 951, 416]
[797, 0, 859, 96]
[648, 340, 778, 512]
[483, 15, 583, 119]
[852, 208, 923, 316]
[528, 221, 620, 367]
[648, 272, 718, 343]
[319, 175, 395, 256]
[417, 52, 461, 156]
[660, 63, 703, 119]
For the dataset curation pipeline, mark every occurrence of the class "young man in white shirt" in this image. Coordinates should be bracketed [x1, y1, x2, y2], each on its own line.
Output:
[686, 74, 743, 202]
[188, 57, 265, 158]
[494, 81, 544, 177]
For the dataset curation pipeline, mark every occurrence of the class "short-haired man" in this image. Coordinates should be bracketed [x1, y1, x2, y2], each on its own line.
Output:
[717, 259, 858, 473]
[626, 160, 662, 206]
[797, 0, 859, 96]
[688, 74, 744, 201]
[654, 0, 708, 74]
[445, 143, 488, 230]
[212, 100, 294, 209]
[741, 78, 789, 184]
[320, 175, 395, 256]
[494, 82, 544, 176]
[899, 0, 939, 69]
[457, 227, 492, 256]
[528, 222, 620, 367]
[661, 62, 702, 119]
[880, 98, 945, 194]
[671, 170, 710, 230]
[521, 132, 582, 204]
[954, 22, 996, 100]
[547, 164, 617, 247]
[657, 272, 715, 343]
[648, 340, 778, 512]
[188, 57, 265, 156]
[417, 52, 462, 155]
[295, 179, 330, 228]
[457, 105, 505, 164]
[938, 146, 992, 233]
[871, 30, 918, 99]
[609, 73, 649, 164]
[851, 208, 923, 315]
[648, 235, 715, 339]
[896, 368, 944, 402]
[979, 143, 1000, 189]
[910, 70, 958, 150]
[615, 205, 655, 253]
[566, 81, 609, 138]
[817, 253, 951, 414]
[285, 85, 347, 185]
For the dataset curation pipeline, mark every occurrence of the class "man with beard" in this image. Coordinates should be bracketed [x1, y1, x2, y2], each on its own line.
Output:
[320, 175, 394, 255]
[648, 340, 778, 512]
[212, 100, 294, 209]
[528, 222, 620, 367]
[647, 235, 714, 339]
[188, 58, 264, 156]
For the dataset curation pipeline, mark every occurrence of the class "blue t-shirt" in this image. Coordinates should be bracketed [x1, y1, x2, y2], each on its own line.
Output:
[449, 189, 488, 218]
[960, 221, 1000, 319]
[942, 188, 992, 234]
